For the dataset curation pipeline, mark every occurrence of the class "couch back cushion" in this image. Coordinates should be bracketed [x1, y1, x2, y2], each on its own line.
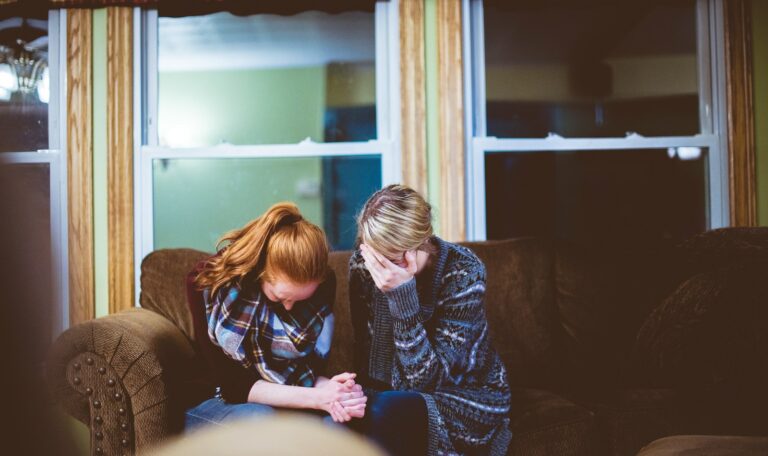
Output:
[634, 227, 768, 390]
[140, 248, 209, 341]
[140, 241, 567, 389]
[327, 250, 355, 375]
[463, 239, 564, 387]
[554, 241, 684, 387]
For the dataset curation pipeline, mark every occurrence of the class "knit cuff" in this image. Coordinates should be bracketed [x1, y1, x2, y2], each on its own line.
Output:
[384, 278, 421, 322]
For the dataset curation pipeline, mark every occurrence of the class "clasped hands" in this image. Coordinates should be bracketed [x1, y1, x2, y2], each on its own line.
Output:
[314, 372, 367, 423]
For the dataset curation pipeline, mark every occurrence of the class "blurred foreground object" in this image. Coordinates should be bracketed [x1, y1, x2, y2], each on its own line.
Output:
[148, 414, 386, 456]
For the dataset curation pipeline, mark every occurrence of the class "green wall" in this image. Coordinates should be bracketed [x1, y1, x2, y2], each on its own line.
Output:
[93, 9, 108, 318]
[152, 157, 323, 251]
[158, 67, 326, 146]
[754, 0, 768, 226]
[153, 67, 326, 251]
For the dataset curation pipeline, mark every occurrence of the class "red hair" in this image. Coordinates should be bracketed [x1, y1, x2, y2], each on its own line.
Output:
[195, 202, 329, 296]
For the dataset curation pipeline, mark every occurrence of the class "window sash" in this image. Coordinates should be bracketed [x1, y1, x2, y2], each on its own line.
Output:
[1, 11, 70, 337]
[134, 2, 400, 301]
[463, 0, 729, 240]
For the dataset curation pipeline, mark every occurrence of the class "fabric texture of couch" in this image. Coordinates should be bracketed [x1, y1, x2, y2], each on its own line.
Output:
[46, 228, 768, 455]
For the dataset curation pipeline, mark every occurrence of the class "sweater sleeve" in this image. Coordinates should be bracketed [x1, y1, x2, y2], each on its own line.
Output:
[385, 260, 490, 391]
[348, 252, 372, 385]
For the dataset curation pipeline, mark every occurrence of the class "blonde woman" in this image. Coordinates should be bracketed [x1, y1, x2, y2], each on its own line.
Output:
[349, 185, 512, 456]
[185, 203, 366, 429]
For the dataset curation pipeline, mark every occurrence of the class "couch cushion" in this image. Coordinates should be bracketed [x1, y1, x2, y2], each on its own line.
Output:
[140, 248, 209, 341]
[327, 250, 355, 375]
[508, 388, 594, 456]
[637, 435, 768, 456]
[464, 239, 565, 388]
[678, 227, 768, 272]
[565, 387, 683, 456]
[555, 242, 682, 388]
[635, 262, 768, 389]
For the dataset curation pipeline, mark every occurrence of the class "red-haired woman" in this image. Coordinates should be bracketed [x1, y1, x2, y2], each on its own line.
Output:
[185, 203, 365, 428]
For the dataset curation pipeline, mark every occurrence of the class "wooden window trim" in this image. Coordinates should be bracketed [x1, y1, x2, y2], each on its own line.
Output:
[67, 9, 95, 324]
[724, 0, 757, 226]
[107, 7, 134, 313]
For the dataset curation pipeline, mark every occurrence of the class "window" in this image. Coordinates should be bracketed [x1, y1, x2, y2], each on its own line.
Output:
[0, 11, 67, 357]
[465, 0, 728, 246]
[136, 1, 399, 282]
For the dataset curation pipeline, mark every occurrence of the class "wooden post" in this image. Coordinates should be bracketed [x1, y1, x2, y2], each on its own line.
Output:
[724, 0, 757, 226]
[400, 0, 429, 196]
[67, 9, 95, 324]
[436, 0, 465, 241]
[107, 7, 134, 313]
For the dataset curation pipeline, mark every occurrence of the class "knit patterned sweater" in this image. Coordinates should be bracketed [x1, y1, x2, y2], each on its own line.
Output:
[349, 237, 512, 456]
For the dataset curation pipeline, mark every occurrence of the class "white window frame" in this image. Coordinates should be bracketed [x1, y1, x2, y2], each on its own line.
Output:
[133, 1, 401, 301]
[0, 10, 69, 336]
[463, 0, 729, 241]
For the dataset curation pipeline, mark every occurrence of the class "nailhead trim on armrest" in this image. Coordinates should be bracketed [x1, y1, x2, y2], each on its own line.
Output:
[69, 353, 134, 456]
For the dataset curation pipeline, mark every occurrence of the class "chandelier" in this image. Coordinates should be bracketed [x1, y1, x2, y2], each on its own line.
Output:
[0, 18, 48, 102]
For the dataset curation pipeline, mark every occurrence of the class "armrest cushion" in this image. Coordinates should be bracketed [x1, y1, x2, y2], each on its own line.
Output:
[46, 308, 203, 453]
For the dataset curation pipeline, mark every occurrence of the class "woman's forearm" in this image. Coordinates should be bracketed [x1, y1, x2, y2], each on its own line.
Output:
[247, 380, 320, 410]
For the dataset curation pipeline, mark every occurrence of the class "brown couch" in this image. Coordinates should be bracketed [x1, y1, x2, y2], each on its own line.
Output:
[46, 228, 768, 455]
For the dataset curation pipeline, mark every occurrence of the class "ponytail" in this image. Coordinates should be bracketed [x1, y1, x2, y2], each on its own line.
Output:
[195, 202, 329, 296]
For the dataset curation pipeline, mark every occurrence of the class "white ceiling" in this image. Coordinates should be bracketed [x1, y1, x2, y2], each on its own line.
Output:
[158, 11, 376, 72]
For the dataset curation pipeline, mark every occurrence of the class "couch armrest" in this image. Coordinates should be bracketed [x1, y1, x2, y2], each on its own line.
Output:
[47, 308, 201, 455]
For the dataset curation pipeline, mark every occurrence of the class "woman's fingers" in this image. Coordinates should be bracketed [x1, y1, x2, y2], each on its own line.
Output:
[361, 245, 391, 276]
[368, 246, 395, 269]
[339, 383, 361, 394]
[339, 390, 365, 401]
[339, 396, 367, 407]
[332, 401, 351, 422]
[331, 372, 356, 383]
[362, 250, 391, 288]
[360, 244, 384, 269]
[365, 244, 400, 273]
[349, 410, 365, 418]
[361, 244, 384, 266]
[344, 405, 366, 414]
[329, 406, 341, 423]
[346, 404, 366, 418]
[361, 243, 416, 292]
[341, 392, 367, 402]
[404, 250, 418, 274]
[363, 262, 386, 289]
[360, 248, 380, 275]
[361, 248, 384, 273]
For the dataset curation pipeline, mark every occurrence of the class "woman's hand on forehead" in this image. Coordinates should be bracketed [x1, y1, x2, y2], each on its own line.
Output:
[360, 243, 417, 292]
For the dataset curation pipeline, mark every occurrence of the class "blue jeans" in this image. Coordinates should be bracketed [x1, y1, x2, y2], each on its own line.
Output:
[185, 396, 339, 432]
[185, 396, 276, 431]
[347, 390, 427, 456]
[186, 391, 427, 455]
